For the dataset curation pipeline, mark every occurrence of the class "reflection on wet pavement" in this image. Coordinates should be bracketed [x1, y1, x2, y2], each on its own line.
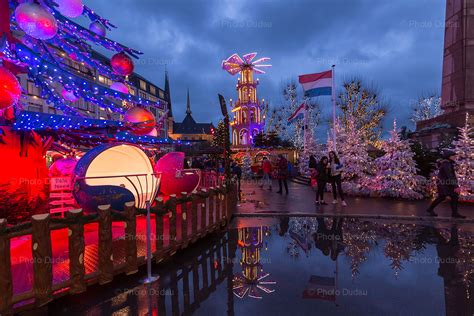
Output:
[47, 216, 474, 316]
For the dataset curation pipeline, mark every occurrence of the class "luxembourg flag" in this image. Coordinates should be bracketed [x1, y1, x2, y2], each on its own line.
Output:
[287, 102, 305, 125]
[298, 70, 333, 97]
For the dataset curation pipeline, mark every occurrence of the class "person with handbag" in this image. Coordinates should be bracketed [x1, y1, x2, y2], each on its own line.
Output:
[329, 151, 347, 206]
[316, 156, 330, 205]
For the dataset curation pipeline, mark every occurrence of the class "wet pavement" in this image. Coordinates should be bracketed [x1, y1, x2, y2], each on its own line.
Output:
[237, 181, 473, 221]
[42, 215, 474, 316]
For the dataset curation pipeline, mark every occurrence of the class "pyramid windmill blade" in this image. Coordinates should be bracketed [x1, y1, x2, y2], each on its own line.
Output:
[227, 53, 244, 66]
[248, 286, 263, 299]
[257, 284, 276, 294]
[252, 57, 271, 65]
[253, 68, 267, 74]
[243, 52, 258, 64]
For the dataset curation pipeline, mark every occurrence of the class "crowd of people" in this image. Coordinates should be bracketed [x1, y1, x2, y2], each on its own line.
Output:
[188, 149, 466, 218]
[249, 149, 466, 217]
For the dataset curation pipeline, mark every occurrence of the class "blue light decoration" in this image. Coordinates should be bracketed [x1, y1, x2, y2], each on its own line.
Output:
[12, 111, 190, 147]
[15, 44, 165, 115]
[12, 111, 123, 131]
[5, 0, 166, 122]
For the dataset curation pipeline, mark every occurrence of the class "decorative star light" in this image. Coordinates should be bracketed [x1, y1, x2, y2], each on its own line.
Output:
[233, 272, 276, 299]
[221, 52, 271, 76]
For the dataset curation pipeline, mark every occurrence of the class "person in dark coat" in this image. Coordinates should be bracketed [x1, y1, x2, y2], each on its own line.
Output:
[313, 217, 345, 260]
[316, 156, 330, 205]
[427, 150, 465, 218]
[309, 155, 317, 170]
[231, 162, 242, 195]
[276, 154, 289, 194]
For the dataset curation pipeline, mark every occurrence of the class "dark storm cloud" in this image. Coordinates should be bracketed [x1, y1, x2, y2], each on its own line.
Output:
[84, 0, 445, 138]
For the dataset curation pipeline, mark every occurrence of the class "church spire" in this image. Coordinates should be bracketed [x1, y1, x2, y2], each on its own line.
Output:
[164, 68, 172, 117]
[186, 88, 192, 115]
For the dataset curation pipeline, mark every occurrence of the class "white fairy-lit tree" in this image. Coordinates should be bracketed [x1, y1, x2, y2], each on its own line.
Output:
[411, 94, 443, 124]
[266, 82, 320, 151]
[327, 116, 373, 194]
[452, 113, 474, 201]
[298, 136, 323, 176]
[373, 120, 425, 199]
[337, 79, 387, 145]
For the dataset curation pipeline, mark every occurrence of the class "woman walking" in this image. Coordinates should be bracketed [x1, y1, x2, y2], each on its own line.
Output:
[426, 150, 465, 218]
[316, 156, 330, 205]
[329, 151, 347, 207]
[276, 154, 289, 194]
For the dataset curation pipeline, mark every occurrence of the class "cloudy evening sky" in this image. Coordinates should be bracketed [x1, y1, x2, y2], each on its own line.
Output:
[84, 0, 446, 139]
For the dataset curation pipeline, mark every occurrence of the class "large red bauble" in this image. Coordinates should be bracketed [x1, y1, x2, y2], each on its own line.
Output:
[56, 0, 84, 18]
[15, 3, 58, 40]
[124, 107, 156, 135]
[0, 67, 22, 109]
[111, 52, 134, 76]
[3, 107, 15, 121]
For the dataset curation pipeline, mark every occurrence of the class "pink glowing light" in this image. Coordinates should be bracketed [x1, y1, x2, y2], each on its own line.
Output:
[56, 0, 84, 18]
[222, 52, 271, 76]
[155, 152, 200, 196]
[15, 3, 58, 40]
[49, 157, 78, 178]
[110, 82, 129, 94]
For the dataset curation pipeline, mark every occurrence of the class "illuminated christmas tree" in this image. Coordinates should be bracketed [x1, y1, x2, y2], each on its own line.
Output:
[266, 83, 320, 151]
[373, 121, 424, 199]
[452, 113, 474, 201]
[327, 116, 373, 194]
[298, 136, 322, 176]
[213, 120, 227, 148]
[242, 154, 253, 179]
[411, 94, 443, 124]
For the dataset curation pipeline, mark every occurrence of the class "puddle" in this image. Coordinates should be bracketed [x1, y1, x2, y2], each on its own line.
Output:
[46, 216, 474, 316]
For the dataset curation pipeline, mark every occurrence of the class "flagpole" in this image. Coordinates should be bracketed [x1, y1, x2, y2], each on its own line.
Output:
[303, 98, 308, 153]
[331, 65, 337, 152]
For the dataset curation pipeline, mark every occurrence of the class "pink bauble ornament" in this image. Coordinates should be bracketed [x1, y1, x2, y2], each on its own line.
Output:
[110, 82, 129, 94]
[15, 3, 58, 40]
[61, 87, 79, 102]
[155, 152, 200, 196]
[89, 21, 106, 37]
[0, 67, 22, 109]
[56, 0, 84, 18]
[111, 52, 134, 76]
[49, 157, 78, 178]
[69, 52, 78, 61]
[124, 107, 156, 135]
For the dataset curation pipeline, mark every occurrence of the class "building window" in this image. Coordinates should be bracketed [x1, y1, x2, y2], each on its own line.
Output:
[27, 81, 41, 96]
[150, 85, 156, 95]
[139, 80, 147, 90]
[28, 104, 42, 112]
[138, 91, 147, 99]
[159, 90, 164, 98]
[98, 75, 113, 86]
